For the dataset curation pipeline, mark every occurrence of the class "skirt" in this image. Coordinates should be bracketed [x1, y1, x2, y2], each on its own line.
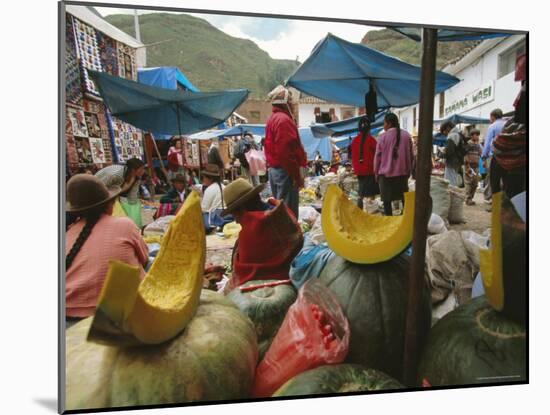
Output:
[358, 175, 379, 197]
[378, 175, 409, 203]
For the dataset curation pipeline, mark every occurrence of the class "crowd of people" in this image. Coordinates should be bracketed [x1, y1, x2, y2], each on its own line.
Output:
[64, 51, 526, 327]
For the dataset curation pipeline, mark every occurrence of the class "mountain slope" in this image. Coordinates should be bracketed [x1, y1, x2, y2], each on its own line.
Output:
[361, 28, 478, 69]
[105, 13, 299, 98]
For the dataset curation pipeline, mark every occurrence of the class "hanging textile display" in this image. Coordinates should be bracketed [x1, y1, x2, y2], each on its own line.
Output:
[117, 43, 137, 81]
[111, 117, 145, 162]
[89, 137, 107, 163]
[82, 100, 113, 165]
[66, 17, 82, 104]
[96, 31, 119, 76]
[72, 16, 103, 96]
[67, 106, 89, 138]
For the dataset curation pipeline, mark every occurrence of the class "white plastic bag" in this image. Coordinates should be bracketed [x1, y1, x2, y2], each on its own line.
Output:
[298, 206, 320, 226]
[427, 213, 447, 234]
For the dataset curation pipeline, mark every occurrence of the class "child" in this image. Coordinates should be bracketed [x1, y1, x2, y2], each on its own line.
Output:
[463, 129, 483, 205]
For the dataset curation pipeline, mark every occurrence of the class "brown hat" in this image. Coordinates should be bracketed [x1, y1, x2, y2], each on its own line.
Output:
[201, 164, 221, 178]
[172, 174, 187, 183]
[66, 174, 121, 213]
[221, 178, 265, 216]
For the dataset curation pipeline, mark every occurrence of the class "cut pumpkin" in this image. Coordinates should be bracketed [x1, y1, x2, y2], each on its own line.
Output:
[321, 185, 415, 264]
[88, 190, 206, 345]
[479, 192, 526, 323]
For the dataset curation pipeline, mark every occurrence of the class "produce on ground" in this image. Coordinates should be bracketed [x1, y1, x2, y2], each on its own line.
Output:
[319, 254, 431, 381]
[66, 290, 258, 411]
[322, 184, 415, 264]
[417, 295, 526, 386]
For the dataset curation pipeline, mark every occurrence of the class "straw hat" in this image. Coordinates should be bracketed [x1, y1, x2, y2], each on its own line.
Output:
[221, 178, 265, 216]
[268, 85, 296, 105]
[66, 174, 121, 213]
[201, 164, 221, 178]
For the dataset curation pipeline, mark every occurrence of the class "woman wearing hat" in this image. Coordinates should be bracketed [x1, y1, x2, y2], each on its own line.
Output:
[200, 164, 228, 231]
[95, 157, 146, 227]
[221, 178, 303, 289]
[65, 174, 149, 326]
[155, 174, 191, 218]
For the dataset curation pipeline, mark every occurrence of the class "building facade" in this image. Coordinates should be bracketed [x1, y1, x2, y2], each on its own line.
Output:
[395, 34, 526, 135]
[298, 95, 361, 128]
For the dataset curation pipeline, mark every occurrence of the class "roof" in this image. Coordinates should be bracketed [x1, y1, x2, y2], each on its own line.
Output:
[299, 95, 343, 105]
[66, 5, 144, 49]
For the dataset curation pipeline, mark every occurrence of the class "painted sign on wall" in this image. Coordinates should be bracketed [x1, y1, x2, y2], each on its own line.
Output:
[444, 81, 495, 117]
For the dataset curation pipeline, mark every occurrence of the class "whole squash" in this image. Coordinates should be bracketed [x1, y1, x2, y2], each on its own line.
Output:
[65, 290, 258, 411]
[319, 254, 431, 381]
[227, 280, 297, 360]
[417, 296, 526, 386]
[273, 364, 403, 397]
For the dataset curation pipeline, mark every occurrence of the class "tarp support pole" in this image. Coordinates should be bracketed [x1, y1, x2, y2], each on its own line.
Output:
[403, 27, 438, 387]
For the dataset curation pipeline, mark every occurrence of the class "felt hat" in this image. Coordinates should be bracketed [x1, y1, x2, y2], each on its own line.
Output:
[172, 174, 187, 183]
[221, 178, 265, 216]
[201, 164, 221, 178]
[66, 174, 121, 213]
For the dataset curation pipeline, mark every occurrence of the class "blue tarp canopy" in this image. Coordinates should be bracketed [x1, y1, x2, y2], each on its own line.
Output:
[390, 27, 511, 42]
[286, 33, 459, 108]
[187, 126, 244, 140]
[237, 124, 267, 137]
[433, 132, 447, 147]
[299, 128, 332, 161]
[137, 67, 199, 92]
[89, 71, 249, 136]
[332, 127, 383, 150]
[434, 113, 490, 125]
[310, 111, 386, 137]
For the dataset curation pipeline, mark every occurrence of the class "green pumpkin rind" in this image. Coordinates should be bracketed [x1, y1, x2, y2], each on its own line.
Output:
[227, 280, 297, 360]
[273, 364, 403, 397]
[319, 255, 431, 381]
[417, 296, 526, 386]
[66, 290, 258, 411]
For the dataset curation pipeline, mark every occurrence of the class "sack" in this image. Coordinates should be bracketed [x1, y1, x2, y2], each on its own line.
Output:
[428, 213, 447, 234]
[430, 176, 451, 224]
[448, 186, 466, 224]
[252, 279, 350, 397]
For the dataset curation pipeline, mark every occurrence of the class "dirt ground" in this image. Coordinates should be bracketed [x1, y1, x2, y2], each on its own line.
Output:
[447, 189, 491, 234]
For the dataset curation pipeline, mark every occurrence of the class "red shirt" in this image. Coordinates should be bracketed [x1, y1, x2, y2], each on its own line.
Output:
[265, 106, 307, 185]
[351, 133, 377, 176]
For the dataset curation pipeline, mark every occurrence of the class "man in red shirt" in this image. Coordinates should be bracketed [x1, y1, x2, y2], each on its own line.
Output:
[351, 117, 379, 210]
[264, 85, 307, 219]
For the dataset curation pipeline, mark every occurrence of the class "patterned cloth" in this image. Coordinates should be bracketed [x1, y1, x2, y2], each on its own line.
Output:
[492, 120, 526, 171]
[65, 17, 82, 104]
[72, 16, 103, 96]
[66, 214, 148, 317]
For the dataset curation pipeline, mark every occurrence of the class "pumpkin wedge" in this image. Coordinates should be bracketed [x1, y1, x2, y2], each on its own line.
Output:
[479, 192, 526, 323]
[321, 185, 415, 264]
[88, 190, 206, 345]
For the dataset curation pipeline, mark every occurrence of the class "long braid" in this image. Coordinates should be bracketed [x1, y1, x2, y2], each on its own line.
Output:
[66, 207, 103, 270]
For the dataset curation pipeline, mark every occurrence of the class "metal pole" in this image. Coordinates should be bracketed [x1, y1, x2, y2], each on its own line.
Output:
[133, 9, 141, 42]
[403, 27, 438, 387]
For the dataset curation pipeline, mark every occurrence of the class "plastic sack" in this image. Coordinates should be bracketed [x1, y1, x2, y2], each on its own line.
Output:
[427, 213, 447, 234]
[252, 279, 350, 397]
[308, 215, 326, 246]
[448, 186, 466, 224]
[119, 197, 143, 228]
[298, 206, 320, 226]
[289, 235, 335, 290]
[430, 176, 450, 224]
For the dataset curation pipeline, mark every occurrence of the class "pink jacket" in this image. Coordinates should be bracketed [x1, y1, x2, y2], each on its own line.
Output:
[374, 127, 413, 178]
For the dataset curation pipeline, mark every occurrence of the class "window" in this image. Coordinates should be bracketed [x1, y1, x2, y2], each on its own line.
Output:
[402, 117, 408, 130]
[498, 41, 526, 79]
[413, 107, 417, 128]
[439, 93, 445, 119]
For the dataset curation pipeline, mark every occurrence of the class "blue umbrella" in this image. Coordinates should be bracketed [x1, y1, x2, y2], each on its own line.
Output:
[434, 113, 490, 125]
[310, 111, 387, 138]
[286, 33, 459, 109]
[88, 70, 249, 137]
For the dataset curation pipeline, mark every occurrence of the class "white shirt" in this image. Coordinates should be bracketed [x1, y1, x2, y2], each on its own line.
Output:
[201, 182, 225, 213]
[177, 190, 186, 202]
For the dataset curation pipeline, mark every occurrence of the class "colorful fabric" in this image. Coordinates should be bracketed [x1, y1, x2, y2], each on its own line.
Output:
[72, 16, 103, 96]
[374, 127, 413, 178]
[265, 106, 308, 187]
[232, 199, 303, 287]
[66, 214, 148, 317]
[96, 30, 119, 76]
[65, 17, 82, 104]
[351, 133, 377, 176]
[492, 121, 526, 171]
[117, 42, 137, 81]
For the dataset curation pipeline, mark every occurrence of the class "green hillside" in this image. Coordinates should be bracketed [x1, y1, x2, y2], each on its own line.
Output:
[361, 28, 478, 69]
[105, 13, 299, 98]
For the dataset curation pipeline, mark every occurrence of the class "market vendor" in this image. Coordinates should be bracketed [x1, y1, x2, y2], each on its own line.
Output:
[166, 137, 187, 183]
[95, 157, 146, 227]
[65, 174, 148, 326]
[221, 178, 303, 289]
[200, 164, 228, 231]
[156, 174, 190, 218]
